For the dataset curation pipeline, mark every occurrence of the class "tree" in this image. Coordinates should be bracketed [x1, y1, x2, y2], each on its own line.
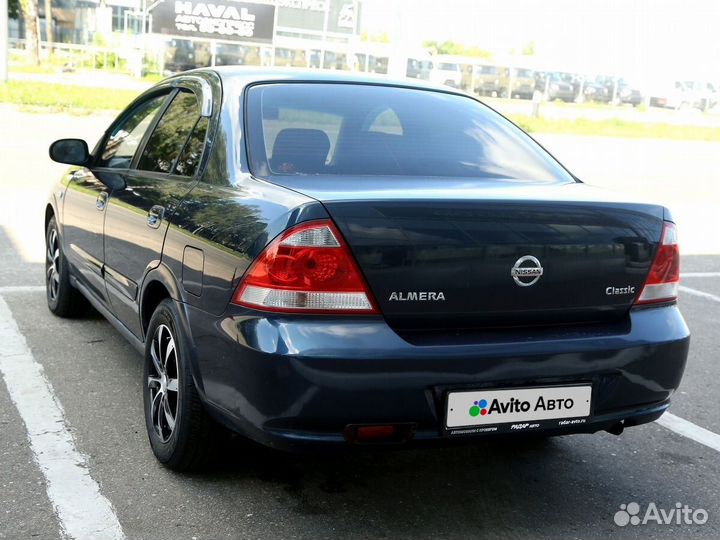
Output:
[521, 41, 535, 56]
[20, 0, 40, 64]
[44, 0, 51, 55]
[359, 31, 389, 44]
[9, 0, 20, 18]
[422, 40, 492, 60]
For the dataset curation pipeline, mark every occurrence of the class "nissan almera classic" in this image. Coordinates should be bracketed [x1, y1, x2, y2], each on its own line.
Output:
[45, 68, 690, 470]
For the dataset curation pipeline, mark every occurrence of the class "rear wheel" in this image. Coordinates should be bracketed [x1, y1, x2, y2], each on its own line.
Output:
[143, 299, 215, 471]
[45, 216, 86, 317]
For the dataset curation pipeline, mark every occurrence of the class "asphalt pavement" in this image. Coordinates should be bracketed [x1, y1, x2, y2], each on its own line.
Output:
[0, 108, 718, 540]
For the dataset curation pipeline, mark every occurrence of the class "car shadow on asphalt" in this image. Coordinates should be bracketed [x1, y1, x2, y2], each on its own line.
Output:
[186, 431, 628, 535]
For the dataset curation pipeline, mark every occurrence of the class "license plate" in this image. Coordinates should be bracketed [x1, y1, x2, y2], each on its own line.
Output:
[446, 385, 592, 429]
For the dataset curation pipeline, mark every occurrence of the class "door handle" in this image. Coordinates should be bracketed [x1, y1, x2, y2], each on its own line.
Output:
[96, 192, 108, 211]
[147, 205, 165, 229]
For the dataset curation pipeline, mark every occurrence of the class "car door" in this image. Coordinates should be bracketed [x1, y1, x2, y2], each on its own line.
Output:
[103, 87, 210, 338]
[61, 92, 169, 304]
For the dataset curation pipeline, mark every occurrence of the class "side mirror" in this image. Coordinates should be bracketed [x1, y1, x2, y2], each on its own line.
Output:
[49, 139, 90, 166]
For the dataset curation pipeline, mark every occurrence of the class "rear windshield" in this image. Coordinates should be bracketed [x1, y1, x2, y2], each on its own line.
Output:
[245, 83, 574, 182]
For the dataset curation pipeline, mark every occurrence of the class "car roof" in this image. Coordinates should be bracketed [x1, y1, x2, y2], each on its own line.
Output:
[175, 66, 463, 95]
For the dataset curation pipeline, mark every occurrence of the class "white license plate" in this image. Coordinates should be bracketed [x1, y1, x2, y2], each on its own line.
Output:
[446, 385, 592, 428]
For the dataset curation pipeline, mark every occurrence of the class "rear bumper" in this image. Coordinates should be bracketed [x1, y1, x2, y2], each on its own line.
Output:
[188, 304, 689, 451]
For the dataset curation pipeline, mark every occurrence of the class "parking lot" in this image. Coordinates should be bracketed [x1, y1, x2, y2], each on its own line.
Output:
[1, 108, 719, 540]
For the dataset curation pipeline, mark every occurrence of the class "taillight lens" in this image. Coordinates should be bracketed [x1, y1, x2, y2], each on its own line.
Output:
[635, 222, 680, 305]
[232, 220, 378, 314]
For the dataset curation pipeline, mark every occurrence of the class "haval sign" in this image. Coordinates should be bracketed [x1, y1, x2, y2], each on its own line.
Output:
[152, 0, 275, 43]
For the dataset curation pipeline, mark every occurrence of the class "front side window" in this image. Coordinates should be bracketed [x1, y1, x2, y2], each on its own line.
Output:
[137, 91, 201, 174]
[99, 94, 167, 169]
[246, 83, 574, 183]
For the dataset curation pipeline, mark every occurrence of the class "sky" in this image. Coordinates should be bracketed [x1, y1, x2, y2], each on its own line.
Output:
[359, 0, 720, 85]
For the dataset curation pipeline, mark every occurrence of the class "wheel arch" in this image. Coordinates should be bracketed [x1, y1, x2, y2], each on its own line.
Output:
[45, 203, 55, 229]
[139, 263, 208, 398]
[45, 199, 63, 237]
[139, 263, 183, 339]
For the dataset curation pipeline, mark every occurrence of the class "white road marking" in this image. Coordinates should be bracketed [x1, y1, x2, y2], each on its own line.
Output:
[657, 413, 720, 453]
[681, 272, 720, 278]
[679, 285, 720, 304]
[0, 285, 46, 294]
[0, 294, 125, 540]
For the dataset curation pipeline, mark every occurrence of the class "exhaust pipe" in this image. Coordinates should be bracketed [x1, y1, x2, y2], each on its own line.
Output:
[606, 421, 625, 436]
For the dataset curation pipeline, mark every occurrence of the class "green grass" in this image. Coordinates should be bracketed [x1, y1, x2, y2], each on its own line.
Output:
[141, 73, 165, 83]
[0, 80, 139, 113]
[510, 115, 720, 142]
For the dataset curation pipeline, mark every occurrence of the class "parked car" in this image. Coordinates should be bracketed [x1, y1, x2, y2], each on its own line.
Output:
[431, 61, 462, 88]
[615, 79, 643, 106]
[406, 58, 433, 80]
[474, 64, 502, 96]
[46, 68, 689, 470]
[680, 81, 719, 111]
[700, 82, 720, 110]
[507, 68, 535, 99]
[617, 79, 643, 107]
[650, 81, 691, 109]
[582, 75, 614, 103]
[541, 72, 576, 102]
[214, 43, 244, 67]
[163, 39, 200, 73]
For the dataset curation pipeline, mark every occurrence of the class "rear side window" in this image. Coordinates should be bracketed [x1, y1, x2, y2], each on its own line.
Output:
[137, 91, 201, 174]
[174, 117, 208, 177]
[246, 83, 574, 183]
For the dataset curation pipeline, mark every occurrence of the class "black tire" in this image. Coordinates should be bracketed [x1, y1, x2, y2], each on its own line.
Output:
[143, 298, 214, 471]
[45, 216, 86, 317]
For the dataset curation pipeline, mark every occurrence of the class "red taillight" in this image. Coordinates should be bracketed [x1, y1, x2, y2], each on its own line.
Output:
[635, 222, 680, 305]
[232, 220, 378, 314]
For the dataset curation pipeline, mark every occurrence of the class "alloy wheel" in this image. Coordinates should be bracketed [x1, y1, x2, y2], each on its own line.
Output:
[46, 228, 60, 302]
[148, 324, 180, 443]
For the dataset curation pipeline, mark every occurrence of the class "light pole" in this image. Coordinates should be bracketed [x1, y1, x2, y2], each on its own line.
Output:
[0, 0, 8, 82]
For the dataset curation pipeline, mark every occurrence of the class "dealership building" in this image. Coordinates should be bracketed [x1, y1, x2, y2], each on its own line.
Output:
[9, 0, 407, 75]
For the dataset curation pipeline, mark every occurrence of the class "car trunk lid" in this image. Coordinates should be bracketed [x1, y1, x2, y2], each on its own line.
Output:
[280, 179, 665, 330]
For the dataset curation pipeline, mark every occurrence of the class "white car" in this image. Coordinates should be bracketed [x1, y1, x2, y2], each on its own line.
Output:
[431, 62, 462, 88]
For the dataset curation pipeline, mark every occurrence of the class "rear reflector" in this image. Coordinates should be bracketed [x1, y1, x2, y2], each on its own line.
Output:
[636, 222, 680, 305]
[343, 423, 417, 444]
[356, 425, 397, 441]
[232, 220, 378, 313]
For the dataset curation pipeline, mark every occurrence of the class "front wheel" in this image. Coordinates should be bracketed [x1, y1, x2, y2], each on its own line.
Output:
[45, 216, 86, 317]
[143, 299, 215, 471]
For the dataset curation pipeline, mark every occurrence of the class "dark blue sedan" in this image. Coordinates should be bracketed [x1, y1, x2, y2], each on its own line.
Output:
[45, 68, 689, 470]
